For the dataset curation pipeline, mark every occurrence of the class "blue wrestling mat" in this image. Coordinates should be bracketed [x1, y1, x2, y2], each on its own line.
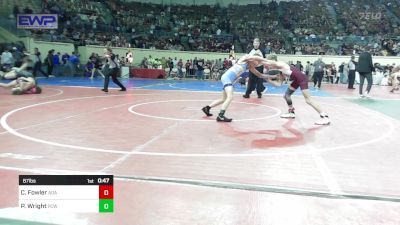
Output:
[1, 77, 332, 97]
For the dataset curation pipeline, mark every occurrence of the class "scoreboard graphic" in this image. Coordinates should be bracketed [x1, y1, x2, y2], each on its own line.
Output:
[19, 175, 114, 213]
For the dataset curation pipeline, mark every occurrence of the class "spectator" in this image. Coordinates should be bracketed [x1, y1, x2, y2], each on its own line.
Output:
[44, 49, 55, 77]
[295, 61, 303, 71]
[196, 58, 205, 80]
[67, 52, 80, 76]
[177, 59, 184, 78]
[168, 58, 173, 77]
[32, 0, 400, 56]
[126, 50, 133, 65]
[53, 52, 61, 76]
[13, 5, 20, 18]
[11, 47, 23, 67]
[184, 60, 190, 73]
[161, 57, 167, 69]
[89, 53, 104, 79]
[313, 56, 325, 89]
[348, 55, 357, 89]
[1, 48, 14, 72]
[338, 62, 346, 84]
[357, 49, 375, 98]
[305, 61, 311, 77]
[188, 59, 194, 76]
[141, 57, 148, 68]
[62, 53, 70, 65]
[32, 48, 48, 78]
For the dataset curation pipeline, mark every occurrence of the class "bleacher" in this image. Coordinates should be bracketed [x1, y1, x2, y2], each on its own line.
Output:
[1, 0, 400, 55]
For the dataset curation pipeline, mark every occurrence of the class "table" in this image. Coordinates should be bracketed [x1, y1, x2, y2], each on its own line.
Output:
[130, 68, 166, 79]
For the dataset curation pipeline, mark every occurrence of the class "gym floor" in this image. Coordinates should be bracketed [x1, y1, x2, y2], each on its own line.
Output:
[0, 77, 399, 225]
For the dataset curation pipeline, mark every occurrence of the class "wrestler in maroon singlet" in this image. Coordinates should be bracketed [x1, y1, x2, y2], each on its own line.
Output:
[289, 65, 309, 90]
[253, 56, 330, 125]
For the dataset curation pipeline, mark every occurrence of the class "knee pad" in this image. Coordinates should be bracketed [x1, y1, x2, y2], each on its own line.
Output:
[284, 89, 294, 99]
[284, 89, 295, 105]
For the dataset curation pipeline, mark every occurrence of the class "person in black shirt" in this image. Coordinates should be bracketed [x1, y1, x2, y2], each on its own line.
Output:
[32, 48, 48, 78]
[45, 50, 54, 77]
[196, 59, 205, 80]
[102, 48, 126, 93]
[357, 50, 375, 98]
[243, 38, 266, 98]
[338, 62, 345, 84]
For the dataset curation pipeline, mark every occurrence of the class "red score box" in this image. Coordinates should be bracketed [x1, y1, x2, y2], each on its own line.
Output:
[99, 185, 114, 199]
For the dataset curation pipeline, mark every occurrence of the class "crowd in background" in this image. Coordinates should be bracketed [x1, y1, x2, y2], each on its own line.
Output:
[3, 0, 400, 84]
[1, 44, 398, 89]
[5, 0, 400, 56]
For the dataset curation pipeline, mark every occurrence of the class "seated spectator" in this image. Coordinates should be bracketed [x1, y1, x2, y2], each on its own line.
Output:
[141, 57, 149, 68]
[84, 61, 94, 77]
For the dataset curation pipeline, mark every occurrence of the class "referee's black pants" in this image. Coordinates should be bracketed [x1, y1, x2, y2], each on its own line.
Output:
[348, 70, 356, 89]
[103, 67, 125, 90]
[244, 73, 265, 97]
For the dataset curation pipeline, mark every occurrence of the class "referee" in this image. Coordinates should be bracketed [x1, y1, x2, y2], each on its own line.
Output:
[243, 38, 266, 98]
[102, 48, 126, 93]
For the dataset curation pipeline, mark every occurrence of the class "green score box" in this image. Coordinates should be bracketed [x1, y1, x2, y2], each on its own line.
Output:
[99, 199, 114, 213]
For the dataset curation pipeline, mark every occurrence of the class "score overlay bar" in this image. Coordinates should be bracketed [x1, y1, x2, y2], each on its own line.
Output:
[19, 175, 114, 213]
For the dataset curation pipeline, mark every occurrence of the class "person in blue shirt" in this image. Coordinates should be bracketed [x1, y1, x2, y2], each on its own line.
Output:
[84, 61, 94, 77]
[52, 52, 60, 76]
[67, 52, 80, 76]
[61, 53, 69, 65]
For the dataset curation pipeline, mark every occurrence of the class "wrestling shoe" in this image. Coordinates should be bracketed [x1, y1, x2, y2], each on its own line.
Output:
[315, 117, 331, 125]
[202, 106, 213, 117]
[216, 115, 232, 122]
[280, 112, 295, 118]
[280, 108, 295, 118]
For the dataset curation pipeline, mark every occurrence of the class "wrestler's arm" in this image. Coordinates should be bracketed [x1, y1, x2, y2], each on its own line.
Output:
[249, 65, 268, 79]
[266, 76, 282, 87]
[3, 70, 17, 79]
[19, 77, 31, 82]
[259, 59, 289, 71]
[8, 62, 28, 78]
[245, 55, 265, 62]
[232, 75, 241, 85]
[17, 62, 28, 71]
